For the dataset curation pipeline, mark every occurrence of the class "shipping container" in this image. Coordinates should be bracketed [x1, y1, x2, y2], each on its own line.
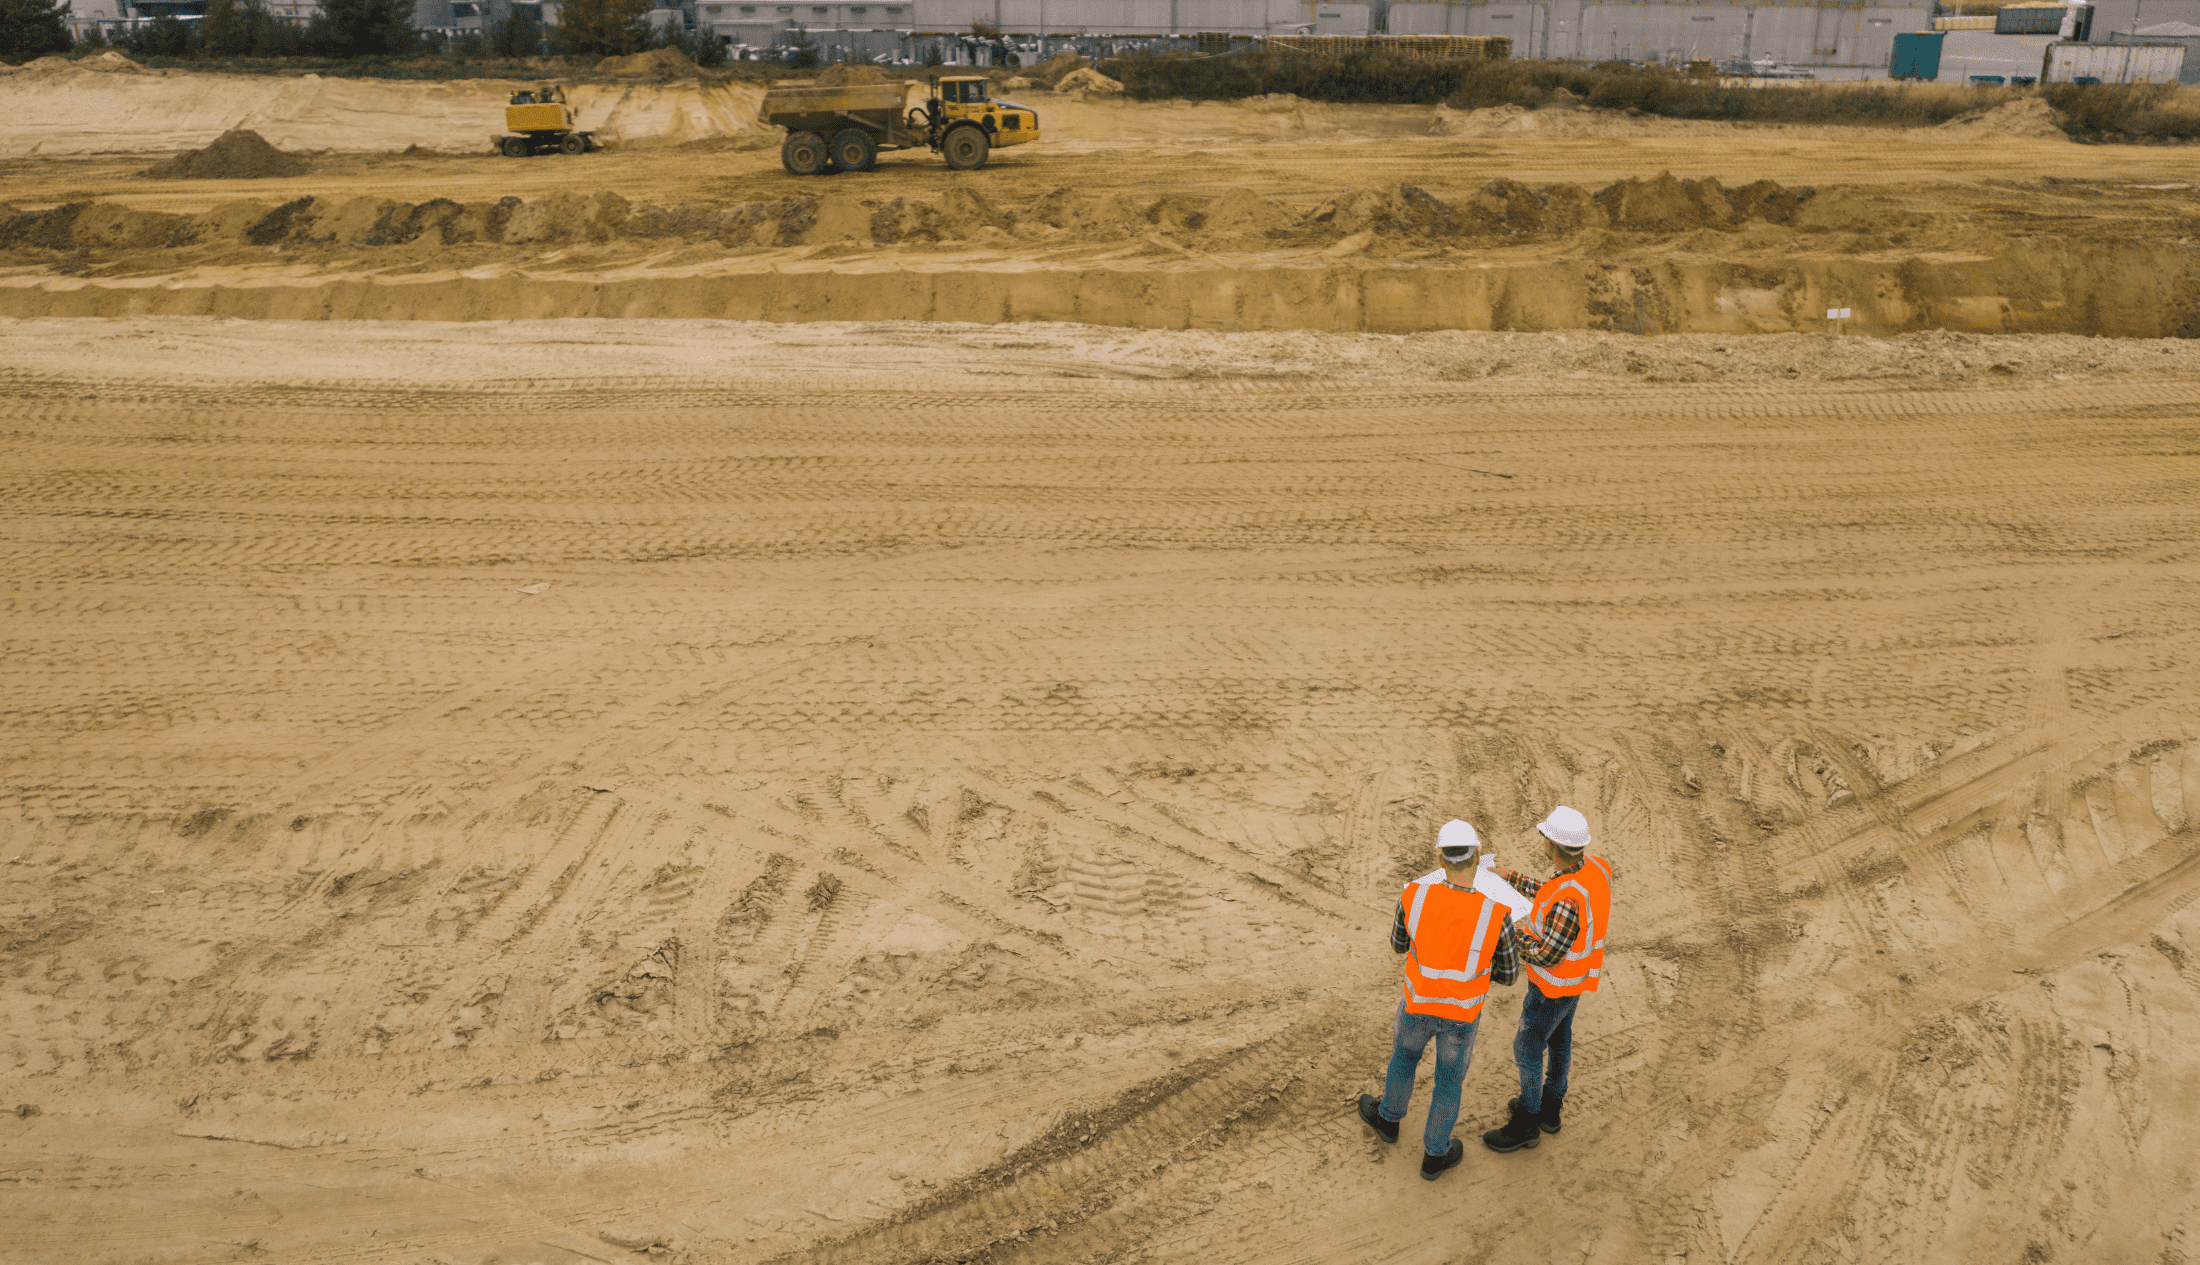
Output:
[2041, 38, 2184, 81]
[1997, 3, 2066, 34]
[1883, 29, 1936, 77]
[1890, 28, 1942, 77]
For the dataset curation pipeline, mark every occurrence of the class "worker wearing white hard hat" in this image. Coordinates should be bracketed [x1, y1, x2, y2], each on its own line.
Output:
[1482, 805, 1618, 1153]
[1357, 818, 1534, 1180]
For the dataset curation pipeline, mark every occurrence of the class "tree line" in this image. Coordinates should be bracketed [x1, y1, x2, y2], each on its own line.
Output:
[3, 0, 726, 65]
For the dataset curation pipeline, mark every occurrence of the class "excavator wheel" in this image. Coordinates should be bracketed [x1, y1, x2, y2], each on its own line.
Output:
[558, 132, 586, 156]
[941, 124, 989, 171]
[781, 130, 828, 176]
[829, 129, 877, 173]
[500, 136, 530, 158]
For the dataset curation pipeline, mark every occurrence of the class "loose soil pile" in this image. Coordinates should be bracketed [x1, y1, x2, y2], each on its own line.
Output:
[1938, 94, 2070, 140]
[595, 46, 696, 76]
[4, 50, 142, 75]
[814, 63, 892, 86]
[1054, 67, 1125, 95]
[138, 129, 310, 180]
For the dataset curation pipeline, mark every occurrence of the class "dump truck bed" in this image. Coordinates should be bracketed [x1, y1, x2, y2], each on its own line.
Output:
[760, 83, 917, 128]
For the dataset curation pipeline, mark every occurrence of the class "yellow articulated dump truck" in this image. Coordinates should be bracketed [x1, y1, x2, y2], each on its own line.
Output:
[761, 75, 1039, 175]
[498, 84, 596, 157]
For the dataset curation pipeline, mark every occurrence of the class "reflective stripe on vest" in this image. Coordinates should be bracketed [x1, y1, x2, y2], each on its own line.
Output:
[1399, 872, 1503, 1022]
[1526, 855, 1611, 997]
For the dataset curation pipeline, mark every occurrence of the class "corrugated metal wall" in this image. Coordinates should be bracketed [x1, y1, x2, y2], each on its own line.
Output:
[1388, 0, 1929, 66]
[914, 0, 1308, 32]
[2088, 0, 2200, 38]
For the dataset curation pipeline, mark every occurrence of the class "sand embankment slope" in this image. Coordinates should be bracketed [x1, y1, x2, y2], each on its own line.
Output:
[6, 175, 2198, 336]
[0, 58, 766, 156]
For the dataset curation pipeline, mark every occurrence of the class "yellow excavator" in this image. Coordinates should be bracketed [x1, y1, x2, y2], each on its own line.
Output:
[498, 84, 597, 157]
[762, 74, 1040, 174]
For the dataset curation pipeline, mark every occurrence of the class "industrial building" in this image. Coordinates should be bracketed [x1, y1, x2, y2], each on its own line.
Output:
[687, 0, 1933, 69]
[1387, 0, 1932, 70]
[695, 0, 1328, 58]
[66, 0, 1946, 72]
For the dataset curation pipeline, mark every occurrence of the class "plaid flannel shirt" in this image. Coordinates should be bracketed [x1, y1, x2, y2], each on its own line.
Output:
[1498, 857, 1616, 968]
[1388, 879, 1522, 988]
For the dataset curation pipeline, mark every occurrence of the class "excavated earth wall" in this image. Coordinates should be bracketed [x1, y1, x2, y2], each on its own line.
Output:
[0, 61, 767, 157]
[5, 176, 2196, 335]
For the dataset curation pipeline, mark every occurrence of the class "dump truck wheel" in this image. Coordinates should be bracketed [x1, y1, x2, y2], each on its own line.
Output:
[501, 136, 529, 158]
[781, 131, 828, 176]
[942, 124, 988, 171]
[829, 129, 877, 173]
[558, 133, 586, 155]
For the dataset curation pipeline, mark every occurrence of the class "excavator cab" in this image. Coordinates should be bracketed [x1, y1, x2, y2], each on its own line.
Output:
[501, 82, 594, 157]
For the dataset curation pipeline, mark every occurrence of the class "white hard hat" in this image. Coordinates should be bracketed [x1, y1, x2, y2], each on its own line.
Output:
[1535, 806, 1591, 850]
[1437, 818, 1481, 858]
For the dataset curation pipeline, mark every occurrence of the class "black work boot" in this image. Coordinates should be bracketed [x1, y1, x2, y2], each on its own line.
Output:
[1420, 1139, 1465, 1180]
[1482, 1100, 1542, 1152]
[1357, 1093, 1399, 1144]
[1537, 1093, 1564, 1135]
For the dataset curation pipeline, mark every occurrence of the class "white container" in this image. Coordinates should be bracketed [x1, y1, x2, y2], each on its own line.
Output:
[2040, 39, 2186, 82]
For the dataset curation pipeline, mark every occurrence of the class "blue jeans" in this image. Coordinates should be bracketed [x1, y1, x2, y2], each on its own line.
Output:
[1515, 986, 1581, 1114]
[1378, 998, 1481, 1156]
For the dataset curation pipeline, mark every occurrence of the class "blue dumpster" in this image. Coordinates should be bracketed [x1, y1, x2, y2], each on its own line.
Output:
[1891, 30, 1945, 80]
[1969, 74, 2007, 83]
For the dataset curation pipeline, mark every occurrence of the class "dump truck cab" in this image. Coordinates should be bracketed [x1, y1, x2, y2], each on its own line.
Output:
[500, 83, 595, 158]
[933, 75, 1041, 150]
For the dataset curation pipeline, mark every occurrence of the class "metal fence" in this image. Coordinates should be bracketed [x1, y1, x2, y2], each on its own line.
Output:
[1265, 32, 1512, 58]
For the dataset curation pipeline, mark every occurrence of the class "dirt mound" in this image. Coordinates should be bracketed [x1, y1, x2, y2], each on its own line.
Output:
[1033, 51, 1091, 87]
[1203, 185, 1294, 237]
[13, 50, 141, 75]
[1938, 95, 2069, 141]
[1055, 67, 1124, 95]
[597, 46, 695, 76]
[1595, 172, 1736, 230]
[140, 129, 309, 180]
[814, 63, 891, 86]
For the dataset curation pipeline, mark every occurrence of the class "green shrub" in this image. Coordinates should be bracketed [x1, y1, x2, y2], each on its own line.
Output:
[2044, 81, 2200, 140]
[124, 13, 193, 57]
[551, 0, 650, 57]
[1100, 49, 2143, 134]
[1, 0, 72, 63]
[486, 7, 541, 57]
[305, 0, 415, 57]
[1105, 48, 1479, 105]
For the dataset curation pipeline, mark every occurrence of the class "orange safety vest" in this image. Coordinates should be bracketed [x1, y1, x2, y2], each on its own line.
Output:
[1398, 871, 1506, 1023]
[1525, 855, 1611, 997]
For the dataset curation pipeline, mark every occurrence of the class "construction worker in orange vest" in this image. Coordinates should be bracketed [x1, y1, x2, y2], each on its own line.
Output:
[1483, 805, 1615, 1152]
[1358, 818, 1533, 1179]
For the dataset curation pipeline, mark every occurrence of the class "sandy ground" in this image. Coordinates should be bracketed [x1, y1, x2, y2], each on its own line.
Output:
[2, 317, 2197, 1265]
